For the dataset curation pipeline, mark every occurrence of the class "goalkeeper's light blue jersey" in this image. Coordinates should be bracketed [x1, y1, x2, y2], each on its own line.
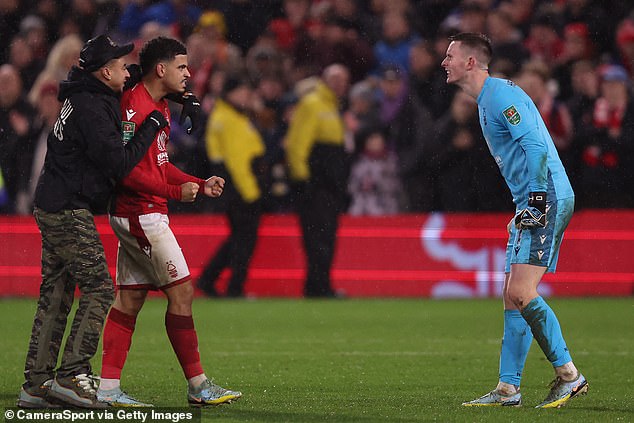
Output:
[476, 77, 574, 209]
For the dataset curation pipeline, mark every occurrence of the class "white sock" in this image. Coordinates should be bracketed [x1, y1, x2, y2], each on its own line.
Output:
[188, 373, 207, 389]
[98, 378, 120, 391]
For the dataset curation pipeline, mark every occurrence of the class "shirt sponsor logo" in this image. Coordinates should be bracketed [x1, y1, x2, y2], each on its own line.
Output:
[157, 151, 169, 166]
[503, 105, 521, 125]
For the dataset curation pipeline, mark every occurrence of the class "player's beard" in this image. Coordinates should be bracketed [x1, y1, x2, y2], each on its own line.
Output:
[179, 79, 189, 93]
[168, 78, 188, 95]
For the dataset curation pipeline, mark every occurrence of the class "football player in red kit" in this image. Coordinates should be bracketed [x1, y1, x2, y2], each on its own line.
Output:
[96, 36, 241, 407]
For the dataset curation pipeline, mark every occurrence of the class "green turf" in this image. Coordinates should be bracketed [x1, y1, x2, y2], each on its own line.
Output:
[1, 298, 633, 422]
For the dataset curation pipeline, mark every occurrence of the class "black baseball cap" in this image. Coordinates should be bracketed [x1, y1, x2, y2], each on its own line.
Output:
[79, 35, 134, 72]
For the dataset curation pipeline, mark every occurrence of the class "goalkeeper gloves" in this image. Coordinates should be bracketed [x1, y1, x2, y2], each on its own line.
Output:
[514, 191, 547, 230]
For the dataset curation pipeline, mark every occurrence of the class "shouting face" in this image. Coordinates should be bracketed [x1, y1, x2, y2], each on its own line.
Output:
[161, 54, 190, 94]
[441, 41, 470, 85]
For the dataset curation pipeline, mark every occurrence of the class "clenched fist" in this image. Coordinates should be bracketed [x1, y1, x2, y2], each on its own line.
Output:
[204, 176, 225, 198]
[181, 181, 200, 202]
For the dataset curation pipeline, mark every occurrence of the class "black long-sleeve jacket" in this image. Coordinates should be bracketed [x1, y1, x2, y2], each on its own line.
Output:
[35, 66, 159, 214]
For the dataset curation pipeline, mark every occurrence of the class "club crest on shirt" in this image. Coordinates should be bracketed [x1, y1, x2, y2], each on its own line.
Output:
[122, 121, 135, 143]
[157, 130, 167, 151]
[156, 130, 169, 166]
[503, 105, 521, 125]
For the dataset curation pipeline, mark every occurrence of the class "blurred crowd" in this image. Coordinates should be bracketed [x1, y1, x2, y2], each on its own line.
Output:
[1, 0, 634, 215]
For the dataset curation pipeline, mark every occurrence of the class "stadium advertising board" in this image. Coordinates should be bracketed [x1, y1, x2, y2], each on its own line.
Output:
[0, 211, 632, 297]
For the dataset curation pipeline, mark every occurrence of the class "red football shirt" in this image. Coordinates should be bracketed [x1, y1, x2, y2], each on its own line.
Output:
[113, 83, 204, 217]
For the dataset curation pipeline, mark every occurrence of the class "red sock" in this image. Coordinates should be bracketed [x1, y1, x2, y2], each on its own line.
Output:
[101, 307, 136, 379]
[165, 312, 204, 379]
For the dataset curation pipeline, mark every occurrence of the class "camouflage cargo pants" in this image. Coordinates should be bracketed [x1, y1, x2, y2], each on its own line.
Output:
[24, 208, 114, 388]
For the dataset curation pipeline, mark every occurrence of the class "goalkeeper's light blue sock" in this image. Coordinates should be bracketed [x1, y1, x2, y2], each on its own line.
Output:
[499, 309, 533, 386]
[521, 296, 572, 367]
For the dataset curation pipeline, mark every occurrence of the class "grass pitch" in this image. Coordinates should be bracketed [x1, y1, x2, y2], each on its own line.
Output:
[1, 297, 633, 422]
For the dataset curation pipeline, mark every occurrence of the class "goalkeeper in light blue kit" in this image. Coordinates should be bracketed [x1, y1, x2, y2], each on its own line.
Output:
[441, 33, 588, 408]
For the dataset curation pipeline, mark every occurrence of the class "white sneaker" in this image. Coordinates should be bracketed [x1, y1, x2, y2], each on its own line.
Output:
[187, 379, 242, 406]
[97, 387, 153, 407]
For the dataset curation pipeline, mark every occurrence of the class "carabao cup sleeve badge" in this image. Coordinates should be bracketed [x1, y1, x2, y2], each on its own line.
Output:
[122, 121, 136, 143]
[503, 105, 521, 125]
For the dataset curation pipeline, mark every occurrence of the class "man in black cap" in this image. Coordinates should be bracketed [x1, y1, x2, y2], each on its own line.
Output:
[17, 34, 168, 409]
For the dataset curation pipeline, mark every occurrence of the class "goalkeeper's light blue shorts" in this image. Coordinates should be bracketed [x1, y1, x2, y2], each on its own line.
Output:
[505, 197, 575, 273]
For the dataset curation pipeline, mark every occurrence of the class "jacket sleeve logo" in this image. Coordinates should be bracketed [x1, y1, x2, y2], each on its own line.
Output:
[53, 99, 73, 141]
[122, 121, 136, 144]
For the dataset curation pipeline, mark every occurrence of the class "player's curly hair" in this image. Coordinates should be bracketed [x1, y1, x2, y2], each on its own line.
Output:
[449, 32, 492, 66]
[139, 36, 187, 76]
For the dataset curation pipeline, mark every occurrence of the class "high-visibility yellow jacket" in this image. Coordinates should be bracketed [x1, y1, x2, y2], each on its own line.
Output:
[205, 99, 265, 203]
[286, 82, 345, 182]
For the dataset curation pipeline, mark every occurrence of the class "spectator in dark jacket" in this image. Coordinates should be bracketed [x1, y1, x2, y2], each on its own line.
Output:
[431, 90, 510, 212]
[0, 64, 38, 214]
[408, 39, 454, 119]
[18, 35, 167, 410]
[377, 64, 435, 212]
[576, 64, 634, 208]
[566, 59, 599, 190]
[486, 7, 528, 77]
[515, 61, 575, 172]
